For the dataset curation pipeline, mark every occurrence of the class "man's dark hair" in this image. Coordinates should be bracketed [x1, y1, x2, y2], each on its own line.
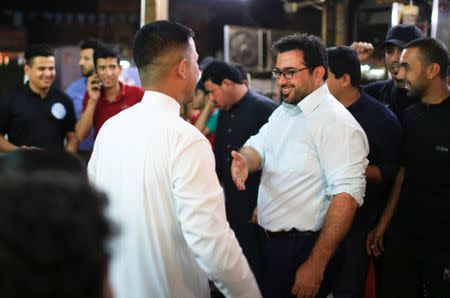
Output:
[200, 61, 243, 85]
[0, 150, 86, 178]
[233, 63, 249, 82]
[327, 46, 361, 87]
[81, 37, 100, 51]
[132, 20, 194, 73]
[272, 33, 328, 80]
[405, 37, 449, 80]
[93, 42, 121, 68]
[24, 43, 54, 66]
[0, 150, 114, 298]
[0, 173, 113, 298]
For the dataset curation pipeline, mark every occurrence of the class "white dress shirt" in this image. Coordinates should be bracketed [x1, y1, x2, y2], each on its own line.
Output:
[88, 91, 260, 298]
[245, 83, 369, 232]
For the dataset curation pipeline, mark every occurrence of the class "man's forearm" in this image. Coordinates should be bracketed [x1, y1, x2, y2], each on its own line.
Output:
[0, 135, 18, 153]
[239, 146, 262, 174]
[75, 105, 96, 140]
[65, 132, 79, 153]
[376, 167, 405, 232]
[307, 193, 358, 269]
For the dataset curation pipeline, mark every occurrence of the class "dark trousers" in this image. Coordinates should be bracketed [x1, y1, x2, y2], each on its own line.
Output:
[261, 230, 343, 298]
[332, 228, 370, 298]
[381, 242, 450, 297]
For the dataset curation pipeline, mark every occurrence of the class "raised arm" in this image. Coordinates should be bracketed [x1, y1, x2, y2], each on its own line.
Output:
[75, 74, 101, 140]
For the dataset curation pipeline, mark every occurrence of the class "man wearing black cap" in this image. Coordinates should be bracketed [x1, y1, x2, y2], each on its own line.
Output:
[353, 24, 423, 122]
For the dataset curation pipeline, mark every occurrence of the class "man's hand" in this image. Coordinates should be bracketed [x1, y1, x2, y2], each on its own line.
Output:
[86, 73, 101, 104]
[291, 259, 324, 298]
[231, 150, 249, 191]
[350, 41, 374, 62]
[366, 226, 385, 257]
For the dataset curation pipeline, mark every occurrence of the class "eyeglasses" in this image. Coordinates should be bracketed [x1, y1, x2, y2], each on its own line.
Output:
[272, 67, 308, 80]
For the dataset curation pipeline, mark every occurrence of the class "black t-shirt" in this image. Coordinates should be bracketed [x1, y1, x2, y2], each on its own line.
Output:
[397, 96, 450, 245]
[362, 79, 420, 123]
[0, 83, 76, 150]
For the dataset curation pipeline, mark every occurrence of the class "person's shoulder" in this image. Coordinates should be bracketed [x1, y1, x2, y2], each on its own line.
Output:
[124, 83, 144, 94]
[50, 86, 72, 102]
[66, 78, 85, 90]
[249, 90, 277, 110]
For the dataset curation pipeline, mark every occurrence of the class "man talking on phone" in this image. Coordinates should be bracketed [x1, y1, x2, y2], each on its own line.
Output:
[75, 43, 144, 142]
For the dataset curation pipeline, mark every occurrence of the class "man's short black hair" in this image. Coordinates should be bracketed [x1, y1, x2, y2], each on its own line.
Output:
[93, 42, 121, 67]
[233, 63, 249, 82]
[24, 43, 54, 66]
[327, 46, 361, 87]
[405, 37, 449, 80]
[272, 33, 328, 80]
[0, 150, 115, 298]
[200, 61, 243, 85]
[132, 20, 194, 72]
[81, 37, 100, 51]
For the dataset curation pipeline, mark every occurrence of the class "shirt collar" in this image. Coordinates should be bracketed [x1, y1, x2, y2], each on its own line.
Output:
[24, 81, 54, 99]
[141, 90, 181, 114]
[297, 83, 329, 115]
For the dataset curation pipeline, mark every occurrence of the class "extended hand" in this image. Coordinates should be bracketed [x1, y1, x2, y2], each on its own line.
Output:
[291, 260, 324, 298]
[366, 226, 385, 256]
[231, 150, 249, 191]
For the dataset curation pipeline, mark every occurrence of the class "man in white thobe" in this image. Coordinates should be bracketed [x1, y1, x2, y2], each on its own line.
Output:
[88, 21, 260, 298]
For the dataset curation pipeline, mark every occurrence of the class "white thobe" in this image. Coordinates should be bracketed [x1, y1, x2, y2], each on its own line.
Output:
[88, 91, 260, 298]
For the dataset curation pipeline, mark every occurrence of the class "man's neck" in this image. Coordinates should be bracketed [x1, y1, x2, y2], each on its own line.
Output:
[338, 87, 360, 108]
[232, 84, 248, 105]
[104, 82, 121, 102]
[422, 81, 450, 104]
[28, 82, 50, 99]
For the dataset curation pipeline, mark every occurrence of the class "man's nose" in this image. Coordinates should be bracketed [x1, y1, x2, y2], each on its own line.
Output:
[397, 66, 406, 80]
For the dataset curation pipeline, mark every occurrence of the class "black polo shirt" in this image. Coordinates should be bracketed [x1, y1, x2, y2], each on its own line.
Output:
[346, 91, 402, 231]
[0, 83, 76, 150]
[396, 96, 450, 247]
[362, 79, 420, 123]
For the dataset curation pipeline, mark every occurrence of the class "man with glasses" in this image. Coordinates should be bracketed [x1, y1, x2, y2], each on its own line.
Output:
[231, 33, 369, 298]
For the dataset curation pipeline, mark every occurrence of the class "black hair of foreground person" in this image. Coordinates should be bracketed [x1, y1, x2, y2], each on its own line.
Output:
[0, 171, 115, 298]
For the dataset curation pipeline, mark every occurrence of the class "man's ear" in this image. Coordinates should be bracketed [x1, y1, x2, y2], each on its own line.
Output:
[313, 66, 326, 83]
[221, 78, 233, 88]
[342, 74, 352, 87]
[176, 58, 188, 79]
[427, 63, 441, 80]
[24, 64, 31, 76]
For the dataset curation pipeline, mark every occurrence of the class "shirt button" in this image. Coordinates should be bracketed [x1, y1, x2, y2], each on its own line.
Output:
[226, 157, 230, 162]
[227, 128, 232, 133]
[226, 144, 231, 149]
[230, 114, 235, 118]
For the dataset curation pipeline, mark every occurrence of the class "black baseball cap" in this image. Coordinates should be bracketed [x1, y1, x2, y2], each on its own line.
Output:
[380, 24, 423, 49]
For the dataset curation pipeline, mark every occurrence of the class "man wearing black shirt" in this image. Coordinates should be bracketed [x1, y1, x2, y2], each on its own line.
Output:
[375, 37, 450, 297]
[353, 24, 423, 122]
[0, 44, 77, 153]
[327, 46, 402, 297]
[201, 61, 277, 286]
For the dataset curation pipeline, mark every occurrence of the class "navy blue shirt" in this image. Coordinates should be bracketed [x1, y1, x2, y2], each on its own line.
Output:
[0, 83, 76, 150]
[395, 97, 450, 247]
[214, 90, 277, 225]
[363, 79, 420, 123]
[347, 91, 402, 230]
